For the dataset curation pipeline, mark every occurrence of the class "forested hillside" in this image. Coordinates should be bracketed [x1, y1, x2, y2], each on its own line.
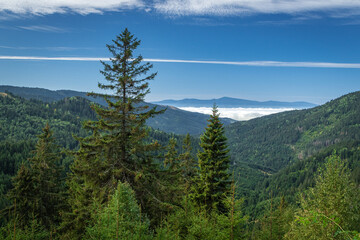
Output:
[0, 93, 200, 217]
[0, 85, 235, 135]
[0, 93, 95, 147]
[226, 91, 360, 216]
[227, 91, 360, 171]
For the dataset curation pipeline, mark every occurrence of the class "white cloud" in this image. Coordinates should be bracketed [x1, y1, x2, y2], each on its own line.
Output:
[0, 45, 95, 51]
[2, 56, 360, 69]
[154, 0, 360, 16]
[18, 25, 67, 33]
[145, 59, 360, 69]
[0, 0, 143, 15]
[179, 107, 295, 121]
[0, 56, 108, 61]
[1, 0, 360, 17]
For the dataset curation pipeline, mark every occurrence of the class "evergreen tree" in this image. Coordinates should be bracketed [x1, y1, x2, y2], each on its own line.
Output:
[253, 197, 294, 240]
[84, 182, 152, 240]
[285, 153, 360, 239]
[7, 164, 34, 228]
[64, 28, 166, 236]
[179, 133, 197, 195]
[191, 105, 231, 214]
[9, 123, 64, 229]
[163, 138, 182, 207]
[154, 193, 247, 240]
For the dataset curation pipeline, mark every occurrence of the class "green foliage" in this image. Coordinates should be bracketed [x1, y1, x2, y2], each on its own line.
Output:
[64, 28, 171, 237]
[59, 177, 94, 239]
[285, 153, 360, 240]
[251, 197, 295, 240]
[1, 85, 234, 135]
[162, 138, 183, 207]
[191, 105, 231, 214]
[226, 91, 360, 211]
[179, 134, 198, 195]
[0, 93, 95, 148]
[0, 219, 50, 240]
[2, 37, 360, 240]
[84, 182, 152, 240]
[250, 142, 360, 221]
[155, 195, 248, 240]
[227, 91, 360, 171]
[8, 124, 65, 229]
[0, 141, 34, 213]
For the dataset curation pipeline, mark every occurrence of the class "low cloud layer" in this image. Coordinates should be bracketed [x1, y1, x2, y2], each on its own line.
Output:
[179, 107, 295, 121]
[0, 0, 360, 17]
[2, 56, 360, 69]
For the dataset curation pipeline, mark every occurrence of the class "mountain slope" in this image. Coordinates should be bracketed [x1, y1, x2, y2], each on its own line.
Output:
[227, 91, 360, 171]
[225, 91, 360, 213]
[0, 85, 235, 135]
[0, 93, 202, 211]
[153, 97, 316, 108]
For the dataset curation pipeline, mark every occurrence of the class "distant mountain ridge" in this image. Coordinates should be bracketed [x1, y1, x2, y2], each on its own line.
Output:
[0, 85, 235, 135]
[153, 97, 317, 108]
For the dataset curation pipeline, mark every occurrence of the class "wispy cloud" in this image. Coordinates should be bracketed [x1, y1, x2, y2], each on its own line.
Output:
[256, 14, 322, 25]
[154, 0, 360, 17]
[1, 0, 360, 18]
[0, 0, 143, 16]
[18, 25, 67, 33]
[0, 56, 108, 61]
[0, 45, 95, 51]
[1, 55, 360, 69]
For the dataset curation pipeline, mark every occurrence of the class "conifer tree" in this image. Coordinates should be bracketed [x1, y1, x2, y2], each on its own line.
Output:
[179, 134, 197, 195]
[285, 153, 360, 239]
[163, 138, 182, 207]
[64, 28, 166, 236]
[9, 123, 64, 229]
[8, 164, 34, 228]
[191, 105, 231, 214]
[84, 182, 152, 240]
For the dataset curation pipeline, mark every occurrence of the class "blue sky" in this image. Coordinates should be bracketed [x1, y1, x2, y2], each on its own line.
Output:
[1, 1, 360, 104]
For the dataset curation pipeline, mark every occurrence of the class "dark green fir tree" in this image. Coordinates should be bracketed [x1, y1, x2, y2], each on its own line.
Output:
[191, 105, 231, 214]
[163, 138, 182, 207]
[62, 28, 166, 238]
[179, 133, 197, 195]
[9, 123, 64, 230]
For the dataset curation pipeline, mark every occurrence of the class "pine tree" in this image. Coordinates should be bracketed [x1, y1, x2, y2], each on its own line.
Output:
[191, 105, 231, 214]
[64, 28, 166, 236]
[9, 123, 64, 229]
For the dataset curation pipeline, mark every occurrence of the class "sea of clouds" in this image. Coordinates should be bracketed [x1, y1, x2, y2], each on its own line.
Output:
[179, 107, 295, 121]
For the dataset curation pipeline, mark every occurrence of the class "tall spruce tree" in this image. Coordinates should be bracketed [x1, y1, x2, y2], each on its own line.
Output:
[191, 105, 231, 214]
[9, 123, 64, 229]
[63, 28, 165, 237]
